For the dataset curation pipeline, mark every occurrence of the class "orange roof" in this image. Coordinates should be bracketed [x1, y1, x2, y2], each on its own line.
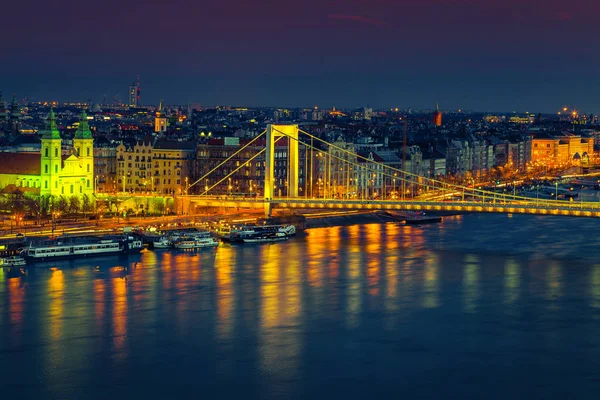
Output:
[0, 153, 41, 175]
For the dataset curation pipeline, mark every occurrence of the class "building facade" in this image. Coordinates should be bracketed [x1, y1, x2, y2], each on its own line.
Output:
[0, 109, 94, 199]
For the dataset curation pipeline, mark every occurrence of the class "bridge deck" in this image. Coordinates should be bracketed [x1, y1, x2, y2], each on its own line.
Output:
[185, 196, 600, 218]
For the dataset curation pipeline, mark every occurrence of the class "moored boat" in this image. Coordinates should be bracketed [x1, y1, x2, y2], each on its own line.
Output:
[0, 256, 26, 267]
[21, 235, 144, 263]
[221, 224, 296, 242]
[174, 234, 219, 249]
[152, 237, 171, 249]
[174, 231, 218, 249]
[239, 231, 289, 244]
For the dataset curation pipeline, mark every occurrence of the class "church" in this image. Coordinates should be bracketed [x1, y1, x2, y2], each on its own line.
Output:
[0, 108, 95, 199]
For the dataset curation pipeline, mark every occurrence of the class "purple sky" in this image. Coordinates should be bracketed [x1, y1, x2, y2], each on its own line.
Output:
[3, 0, 600, 112]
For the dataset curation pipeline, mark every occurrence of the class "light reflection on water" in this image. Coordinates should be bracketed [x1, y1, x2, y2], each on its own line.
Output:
[2, 214, 600, 398]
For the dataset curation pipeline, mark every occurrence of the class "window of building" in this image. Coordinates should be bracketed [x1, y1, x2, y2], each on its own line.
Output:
[61, 187, 64, 194]
[176, 179, 180, 185]
[45, 165, 48, 173]
[55, 165, 58, 173]
[55, 181, 58, 189]
[87, 147, 90, 156]
[87, 165, 90, 173]
[79, 186, 82, 193]
[45, 147, 49, 157]
[76, 147, 80, 156]
[70, 185, 74, 194]
[55, 148, 58, 157]
[45, 181, 48, 189]
[176, 170, 181, 176]
[168, 179, 171, 184]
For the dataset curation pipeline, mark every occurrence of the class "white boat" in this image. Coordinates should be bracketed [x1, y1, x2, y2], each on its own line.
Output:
[152, 237, 171, 249]
[22, 235, 144, 263]
[0, 256, 27, 267]
[222, 224, 296, 242]
[174, 234, 219, 249]
[242, 231, 289, 243]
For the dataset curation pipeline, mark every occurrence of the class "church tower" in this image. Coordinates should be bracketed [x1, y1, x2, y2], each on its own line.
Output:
[73, 109, 94, 196]
[40, 108, 62, 197]
[154, 100, 167, 133]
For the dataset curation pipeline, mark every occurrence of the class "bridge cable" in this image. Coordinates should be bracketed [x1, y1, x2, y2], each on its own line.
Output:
[188, 129, 267, 190]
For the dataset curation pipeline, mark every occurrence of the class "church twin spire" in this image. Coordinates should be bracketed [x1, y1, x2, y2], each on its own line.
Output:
[41, 108, 62, 139]
[74, 109, 92, 139]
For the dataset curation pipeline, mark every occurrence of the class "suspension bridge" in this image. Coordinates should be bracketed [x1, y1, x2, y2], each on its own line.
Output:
[180, 125, 600, 218]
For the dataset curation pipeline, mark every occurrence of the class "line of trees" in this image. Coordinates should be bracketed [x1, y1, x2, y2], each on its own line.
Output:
[0, 191, 95, 223]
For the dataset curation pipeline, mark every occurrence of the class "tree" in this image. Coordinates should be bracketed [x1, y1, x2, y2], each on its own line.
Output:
[24, 194, 41, 225]
[68, 196, 81, 217]
[82, 194, 93, 217]
[57, 196, 68, 215]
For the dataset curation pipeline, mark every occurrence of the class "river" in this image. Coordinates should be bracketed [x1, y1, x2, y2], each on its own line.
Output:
[1, 214, 600, 399]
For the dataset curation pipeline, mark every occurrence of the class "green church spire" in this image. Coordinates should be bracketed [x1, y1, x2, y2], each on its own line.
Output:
[74, 109, 92, 139]
[41, 108, 61, 139]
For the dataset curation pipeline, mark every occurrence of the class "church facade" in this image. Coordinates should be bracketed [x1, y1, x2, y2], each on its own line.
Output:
[0, 109, 94, 199]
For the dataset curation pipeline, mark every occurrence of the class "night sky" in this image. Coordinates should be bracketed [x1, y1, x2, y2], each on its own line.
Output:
[3, 0, 600, 112]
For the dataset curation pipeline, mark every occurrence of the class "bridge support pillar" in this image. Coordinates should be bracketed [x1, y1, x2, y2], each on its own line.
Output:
[264, 124, 299, 217]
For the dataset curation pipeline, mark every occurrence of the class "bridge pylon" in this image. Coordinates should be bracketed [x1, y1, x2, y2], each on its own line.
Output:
[264, 124, 299, 216]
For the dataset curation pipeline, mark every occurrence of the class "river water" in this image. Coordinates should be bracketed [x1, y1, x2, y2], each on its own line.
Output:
[1, 214, 600, 399]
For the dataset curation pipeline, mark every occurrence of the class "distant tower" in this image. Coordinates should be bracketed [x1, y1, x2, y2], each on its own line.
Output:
[40, 109, 63, 198]
[128, 76, 140, 108]
[154, 100, 167, 133]
[432, 102, 442, 127]
[9, 94, 20, 134]
[0, 92, 6, 129]
[73, 109, 95, 197]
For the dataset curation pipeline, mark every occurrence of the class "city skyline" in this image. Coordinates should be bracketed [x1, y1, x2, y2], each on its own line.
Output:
[3, 0, 600, 113]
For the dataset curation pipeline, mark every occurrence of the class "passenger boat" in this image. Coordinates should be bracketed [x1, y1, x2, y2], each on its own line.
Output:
[21, 235, 144, 263]
[221, 224, 296, 242]
[238, 231, 289, 244]
[174, 232, 219, 249]
[152, 237, 171, 249]
[0, 256, 27, 267]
